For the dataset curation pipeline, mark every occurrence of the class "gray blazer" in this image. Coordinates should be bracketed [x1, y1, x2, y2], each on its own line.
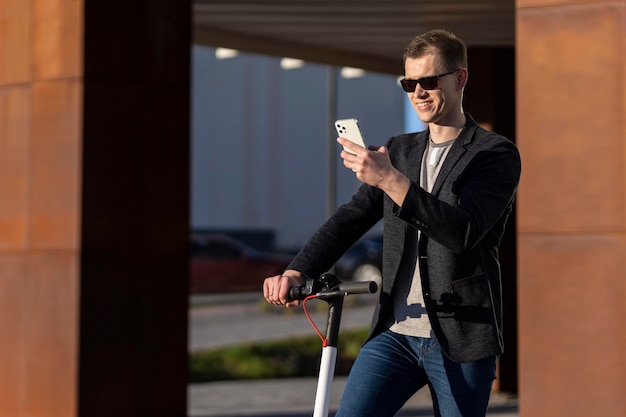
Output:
[288, 114, 521, 363]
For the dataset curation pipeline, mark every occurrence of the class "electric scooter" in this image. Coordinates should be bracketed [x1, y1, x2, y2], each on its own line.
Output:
[289, 273, 378, 417]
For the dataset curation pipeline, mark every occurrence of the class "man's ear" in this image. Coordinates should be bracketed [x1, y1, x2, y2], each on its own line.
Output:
[457, 68, 468, 89]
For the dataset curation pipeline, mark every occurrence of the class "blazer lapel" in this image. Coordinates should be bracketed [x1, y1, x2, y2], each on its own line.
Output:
[430, 124, 478, 196]
[406, 133, 427, 183]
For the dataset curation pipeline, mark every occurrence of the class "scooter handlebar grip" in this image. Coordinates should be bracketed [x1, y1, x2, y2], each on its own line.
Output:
[337, 280, 377, 295]
[288, 285, 308, 301]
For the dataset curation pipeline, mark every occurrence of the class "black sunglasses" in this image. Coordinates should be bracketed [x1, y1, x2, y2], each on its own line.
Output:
[400, 69, 459, 92]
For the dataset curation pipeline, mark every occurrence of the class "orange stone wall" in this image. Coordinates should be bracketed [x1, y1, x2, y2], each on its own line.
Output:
[0, 0, 190, 416]
[516, 1, 626, 416]
[0, 0, 82, 415]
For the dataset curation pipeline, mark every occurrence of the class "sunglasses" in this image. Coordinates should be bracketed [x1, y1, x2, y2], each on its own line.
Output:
[400, 69, 459, 92]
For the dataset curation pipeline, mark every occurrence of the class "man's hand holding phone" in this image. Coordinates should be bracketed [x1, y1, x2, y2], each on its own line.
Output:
[335, 118, 367, 154]
[335, 120, 410, 207]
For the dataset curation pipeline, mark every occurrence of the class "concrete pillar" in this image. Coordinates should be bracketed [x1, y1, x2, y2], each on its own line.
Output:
[516, 1, 626, 416]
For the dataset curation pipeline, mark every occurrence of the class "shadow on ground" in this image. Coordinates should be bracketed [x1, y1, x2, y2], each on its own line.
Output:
[193, 403, 518, 417]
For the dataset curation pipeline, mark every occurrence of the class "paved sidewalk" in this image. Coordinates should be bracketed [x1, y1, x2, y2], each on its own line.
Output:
[188, 293, 518, 417]
[189, 377, 518, 417]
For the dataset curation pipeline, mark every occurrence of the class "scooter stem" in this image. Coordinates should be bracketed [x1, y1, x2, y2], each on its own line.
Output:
[313, 295, 343, 417]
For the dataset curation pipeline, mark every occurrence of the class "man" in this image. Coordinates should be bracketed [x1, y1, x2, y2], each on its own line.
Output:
[264, 29, 521, 417]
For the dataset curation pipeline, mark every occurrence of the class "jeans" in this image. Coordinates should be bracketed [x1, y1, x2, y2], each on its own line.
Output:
[335, 330, 497, 417]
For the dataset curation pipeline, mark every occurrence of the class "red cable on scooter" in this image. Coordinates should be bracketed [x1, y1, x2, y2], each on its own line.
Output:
[302, 294, 328, 347]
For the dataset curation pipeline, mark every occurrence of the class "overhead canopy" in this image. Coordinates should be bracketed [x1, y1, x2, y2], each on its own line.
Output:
[194, 0, 515, 74]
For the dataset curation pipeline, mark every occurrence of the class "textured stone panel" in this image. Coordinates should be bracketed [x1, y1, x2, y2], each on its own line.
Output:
[517, 3, 626, 233]
[518, 234, 626, 416]
[0, 0, 31, 85]
[33, 0, 83, 80]
[23, 251, 78, 417]
[31, 80, 82, 249]
[0, 253, 27, 416]
[0, 85, 30, 250]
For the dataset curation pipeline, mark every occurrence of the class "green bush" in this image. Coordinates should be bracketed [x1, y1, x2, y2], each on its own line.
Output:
[189, 328, 369, 383]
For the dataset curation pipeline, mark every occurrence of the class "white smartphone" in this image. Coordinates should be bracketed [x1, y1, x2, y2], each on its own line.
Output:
[335, 118, 367, 154]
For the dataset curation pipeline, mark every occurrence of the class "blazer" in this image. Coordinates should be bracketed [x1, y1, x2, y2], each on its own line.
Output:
[287, 114, 521, 363]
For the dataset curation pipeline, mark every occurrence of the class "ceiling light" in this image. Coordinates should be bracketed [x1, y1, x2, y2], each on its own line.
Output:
[215, 48, 239, 59]
[280, 57, 305, 70]
[341, 67, 366, 79]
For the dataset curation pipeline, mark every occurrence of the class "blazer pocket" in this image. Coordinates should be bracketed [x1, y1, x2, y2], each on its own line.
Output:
[449, 274, 495, 334]
[451, 274, 490, 302]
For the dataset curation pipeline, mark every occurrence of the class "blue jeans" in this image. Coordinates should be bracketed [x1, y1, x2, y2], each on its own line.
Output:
[335, 330, 497, 417]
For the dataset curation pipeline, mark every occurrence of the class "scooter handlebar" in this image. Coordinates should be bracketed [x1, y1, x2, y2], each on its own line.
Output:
[337, 280, 378, 295]
[289, 279, 377, 301]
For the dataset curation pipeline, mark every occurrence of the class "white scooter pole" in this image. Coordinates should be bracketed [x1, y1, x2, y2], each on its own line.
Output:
[313, 345, 338, 417]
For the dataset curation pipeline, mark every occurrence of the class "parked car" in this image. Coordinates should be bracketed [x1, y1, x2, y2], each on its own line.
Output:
[190, 234, 292, 293]
[334, 234, 383, 289]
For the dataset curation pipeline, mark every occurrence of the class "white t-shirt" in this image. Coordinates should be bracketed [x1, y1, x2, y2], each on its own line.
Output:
[390, 137, 455, 338]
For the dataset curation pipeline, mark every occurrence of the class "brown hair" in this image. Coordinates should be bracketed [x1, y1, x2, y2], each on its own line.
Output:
[403, 29, 468, 71]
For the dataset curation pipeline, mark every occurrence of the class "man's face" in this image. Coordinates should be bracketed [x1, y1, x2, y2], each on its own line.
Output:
[404, 52, 461, 126]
